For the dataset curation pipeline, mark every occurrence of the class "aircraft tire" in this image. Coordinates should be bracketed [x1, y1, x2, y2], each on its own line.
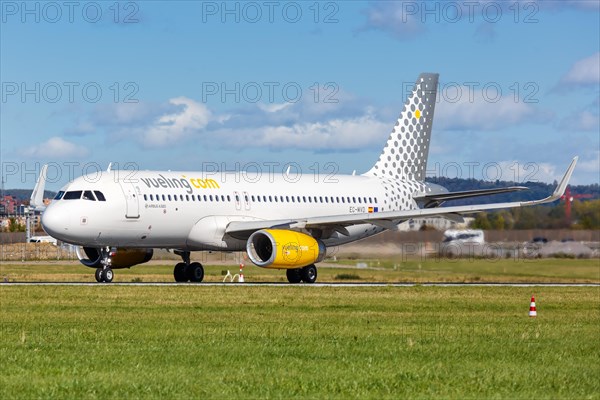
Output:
[95, 268, 103, 282]
[187, 262, 204, 283]
[286, 268, 302, 283]
[101, 268, 114, 283]
[300, 265, 317, 284]
[174, 262, 188, 282]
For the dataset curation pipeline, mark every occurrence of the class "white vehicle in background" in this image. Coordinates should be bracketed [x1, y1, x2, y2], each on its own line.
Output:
[442, 230, 485, 245]
[28, 235, 58, 245]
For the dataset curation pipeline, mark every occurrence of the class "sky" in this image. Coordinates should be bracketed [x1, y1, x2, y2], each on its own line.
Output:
[1, 0, 599, 191]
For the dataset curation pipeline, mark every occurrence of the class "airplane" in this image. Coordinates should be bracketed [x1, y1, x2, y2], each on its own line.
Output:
[37, 73, 578, 283]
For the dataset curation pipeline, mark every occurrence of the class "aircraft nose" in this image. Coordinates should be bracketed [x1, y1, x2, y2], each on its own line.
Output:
[41, 205, 66, 239]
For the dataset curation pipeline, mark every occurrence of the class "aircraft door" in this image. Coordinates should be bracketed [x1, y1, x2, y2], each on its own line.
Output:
[119, 181, 140, 218]
[234, 191, 242, 211]
[243, 191, 251, 211]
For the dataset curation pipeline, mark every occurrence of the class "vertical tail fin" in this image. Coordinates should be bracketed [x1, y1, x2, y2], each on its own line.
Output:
[30, 164, 48, 210]
[365, 73, 438, 182]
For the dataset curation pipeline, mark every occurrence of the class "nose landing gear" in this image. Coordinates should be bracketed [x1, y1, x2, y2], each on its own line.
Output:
[95, 247, 115, 283]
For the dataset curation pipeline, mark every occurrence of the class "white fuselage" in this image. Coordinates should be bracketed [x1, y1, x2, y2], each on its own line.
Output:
[42, 170, 425, 251]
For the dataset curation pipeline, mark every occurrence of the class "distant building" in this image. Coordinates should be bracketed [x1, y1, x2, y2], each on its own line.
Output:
[1, 195, 17, 215]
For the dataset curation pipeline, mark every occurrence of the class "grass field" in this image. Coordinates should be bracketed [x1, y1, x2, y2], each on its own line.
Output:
[1, 285, 599, 399]
[1, 257, 599, 283]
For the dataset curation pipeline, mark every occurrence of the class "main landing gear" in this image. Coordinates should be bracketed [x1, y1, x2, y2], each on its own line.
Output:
[95, 247, 115, 283]
[173, 251, 204, 283]
[286, 264, 317, 284]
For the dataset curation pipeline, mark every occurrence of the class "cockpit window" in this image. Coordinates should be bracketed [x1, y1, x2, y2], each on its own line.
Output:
[83, 190, 96, 201]
[94, 191, 106, 201]
[63, 191, 82, 200]
[54, 191, 65, 200]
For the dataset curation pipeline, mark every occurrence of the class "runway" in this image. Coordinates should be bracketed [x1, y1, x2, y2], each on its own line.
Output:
[2, 282, 598, 287]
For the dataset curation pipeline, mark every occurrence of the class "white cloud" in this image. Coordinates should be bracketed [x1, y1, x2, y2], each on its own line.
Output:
[20, 137, 90, 159]
[435, 87, 550, 131]
[559, 110, 600, 132]
[558, 52, 600, 88]
[360, 2, 425, 40]
[576, 151, 600, 174]
[65, 121, 96, 136]
[212, 113, 390, 151]
[141, 97, 212, 147]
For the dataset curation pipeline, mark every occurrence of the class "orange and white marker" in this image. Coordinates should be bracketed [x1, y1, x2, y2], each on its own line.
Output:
[529, 295, 537, 317]
[239, 263, 245, 283]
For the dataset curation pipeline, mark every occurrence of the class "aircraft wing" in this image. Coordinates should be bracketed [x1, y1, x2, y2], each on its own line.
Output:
[414, 186, 528, 207]
[226, 157, 577, 239]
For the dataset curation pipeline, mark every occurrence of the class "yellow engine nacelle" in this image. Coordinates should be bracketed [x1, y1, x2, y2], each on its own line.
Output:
[77, 247, 153, 269]
[246, 229, 326, 269]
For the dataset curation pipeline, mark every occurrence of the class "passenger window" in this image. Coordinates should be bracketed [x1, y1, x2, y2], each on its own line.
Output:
[358, 198, 362, 204]
[374, 197, 378, 203]
[162, 195, 166, 201]
[353, 197, 356, 203]
[54, 191, 65, 200]
[303, 196, 306, 202]
[168, 195, 172, 201]
[143, 194, 148, 201]
[368, 197, 372, 203]
[269, 196, 272, 202]
[186, 195, 189, 201]
[209, 195, 213, 201]
[244, 195, 248, 202]
[222, 195, 226, 202]
[251, 195, 255, 202]
[286, 196, 289, 202]
[215, 196, 219, 202]
[280, 196, 284, 202]
[203, 195, 207, 201]
[227, 195, 231, 202]
[274, 196, 278, 203]
[63, 191, 82, 200]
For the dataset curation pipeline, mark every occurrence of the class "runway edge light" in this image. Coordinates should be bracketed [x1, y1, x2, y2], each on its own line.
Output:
[529, 295, 537, 317]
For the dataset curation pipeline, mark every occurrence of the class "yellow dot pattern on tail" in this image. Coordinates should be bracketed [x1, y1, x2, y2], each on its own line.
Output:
[366, 73, 438, 182]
